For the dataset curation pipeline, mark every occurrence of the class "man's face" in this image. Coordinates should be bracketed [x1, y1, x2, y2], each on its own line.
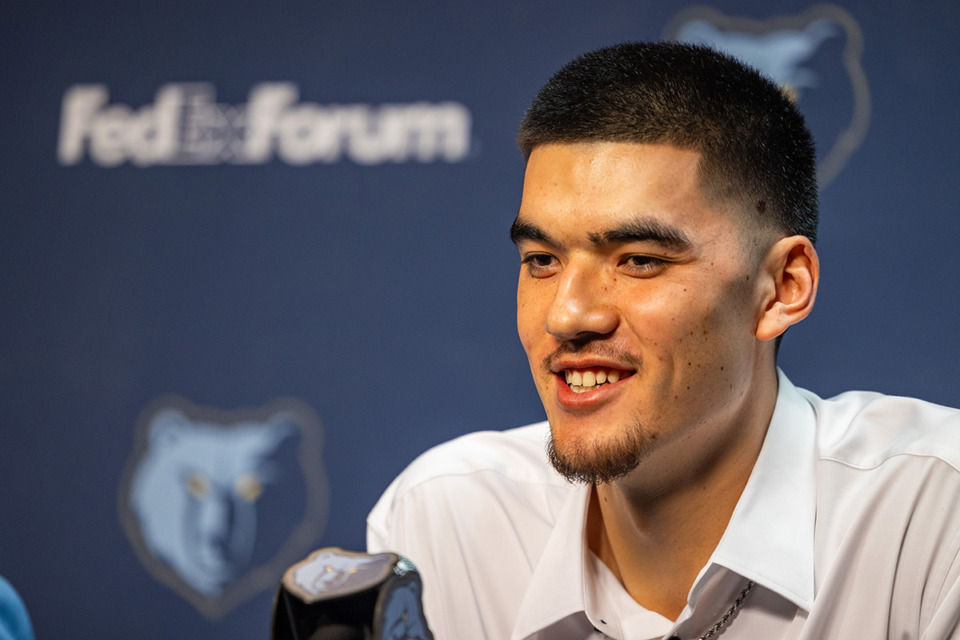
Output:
[514, 142, 773, 484]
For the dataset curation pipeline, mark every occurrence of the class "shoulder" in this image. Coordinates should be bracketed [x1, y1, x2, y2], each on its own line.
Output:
[367, 422, 572, 545]
[366, 424, 578, 640]
[801, 387, 960, 471]
[384, 422, 558, 492]
[793, 388, 960, 631]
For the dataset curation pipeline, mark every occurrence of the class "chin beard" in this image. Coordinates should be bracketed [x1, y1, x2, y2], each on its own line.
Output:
[546, 424, 651, 485]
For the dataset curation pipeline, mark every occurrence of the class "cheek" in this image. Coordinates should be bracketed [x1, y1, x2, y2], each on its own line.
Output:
[681, 291, 758, 375]
[626, 289, 741, 366]
[622, 292, 687, 346]
[516, 283, 541, 354]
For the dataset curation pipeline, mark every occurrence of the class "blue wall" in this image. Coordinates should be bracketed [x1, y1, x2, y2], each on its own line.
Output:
[1, 1, 958, 637]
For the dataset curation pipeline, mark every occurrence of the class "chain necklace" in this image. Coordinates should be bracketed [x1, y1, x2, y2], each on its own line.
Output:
[670, 580, 755, 640]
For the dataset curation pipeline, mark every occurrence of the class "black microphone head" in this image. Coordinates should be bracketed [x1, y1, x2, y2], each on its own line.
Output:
[271, 547, 434, 640]
[308, 624, 366, 640]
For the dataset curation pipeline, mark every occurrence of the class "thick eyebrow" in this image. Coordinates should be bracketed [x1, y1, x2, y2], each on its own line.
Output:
[510, 217, 553, 247]
[510, 215, 692, 252]
[588, 218, 692, 252]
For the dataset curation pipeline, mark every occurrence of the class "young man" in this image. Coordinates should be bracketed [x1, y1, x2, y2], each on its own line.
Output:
[367, 43, 960, 639]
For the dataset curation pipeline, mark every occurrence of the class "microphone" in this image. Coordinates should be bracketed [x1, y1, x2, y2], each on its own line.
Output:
[271, 547, 435, 640]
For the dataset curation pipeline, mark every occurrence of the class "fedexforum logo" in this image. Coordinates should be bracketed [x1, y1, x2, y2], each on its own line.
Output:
[58, 83, 472, 167]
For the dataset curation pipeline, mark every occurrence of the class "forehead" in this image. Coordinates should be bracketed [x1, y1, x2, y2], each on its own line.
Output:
[524, 141, 703, 192]
[517, 142, 736, 241]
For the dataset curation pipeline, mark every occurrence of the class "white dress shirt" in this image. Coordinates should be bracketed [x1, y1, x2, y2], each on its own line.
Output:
[367, 372, 960, 639]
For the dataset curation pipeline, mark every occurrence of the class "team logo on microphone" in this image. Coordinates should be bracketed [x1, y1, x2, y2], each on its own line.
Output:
[664, 4, 870, 187]
[118, 396, 329, 619]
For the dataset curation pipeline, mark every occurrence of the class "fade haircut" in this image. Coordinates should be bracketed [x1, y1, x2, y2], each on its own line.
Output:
[516, 42, 818, 243]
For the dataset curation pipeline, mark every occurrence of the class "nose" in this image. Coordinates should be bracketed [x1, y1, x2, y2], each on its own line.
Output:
[545, 264, 618, 341]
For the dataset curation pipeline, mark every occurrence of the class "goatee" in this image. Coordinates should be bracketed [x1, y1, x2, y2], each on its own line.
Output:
[546, 425, 650, 484]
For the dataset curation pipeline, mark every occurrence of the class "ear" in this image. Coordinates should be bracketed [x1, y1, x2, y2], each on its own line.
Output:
[755, 235, 819, 342]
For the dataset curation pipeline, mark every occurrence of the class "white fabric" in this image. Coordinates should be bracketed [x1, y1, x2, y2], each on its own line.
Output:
[367, 371, 960, 639]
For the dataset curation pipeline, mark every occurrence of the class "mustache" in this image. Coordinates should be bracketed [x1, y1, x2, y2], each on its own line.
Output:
[542, 341, 642, 373]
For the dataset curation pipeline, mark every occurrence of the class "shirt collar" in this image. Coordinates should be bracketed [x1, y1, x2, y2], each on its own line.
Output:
[706, 369, 818, 611]
[511, 484, 675, 640]
[511, 369, 819, 639]
[510, 481, 591, 640]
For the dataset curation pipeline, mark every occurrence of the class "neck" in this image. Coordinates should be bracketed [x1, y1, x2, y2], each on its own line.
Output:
[587, 368, 779, 620]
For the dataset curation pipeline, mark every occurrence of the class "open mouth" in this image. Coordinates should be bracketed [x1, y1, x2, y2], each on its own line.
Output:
[562, 368, 632, 394]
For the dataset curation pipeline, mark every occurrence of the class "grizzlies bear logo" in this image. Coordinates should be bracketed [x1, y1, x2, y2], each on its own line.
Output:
[118, 396, 329, 619]
[664, 5, 870, 187]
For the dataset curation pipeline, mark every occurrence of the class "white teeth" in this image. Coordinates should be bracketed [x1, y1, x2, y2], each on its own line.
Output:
[564, 368, 625, 392]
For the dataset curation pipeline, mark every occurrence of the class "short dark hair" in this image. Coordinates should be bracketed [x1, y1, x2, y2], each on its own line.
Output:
[517, 42, 818, 243]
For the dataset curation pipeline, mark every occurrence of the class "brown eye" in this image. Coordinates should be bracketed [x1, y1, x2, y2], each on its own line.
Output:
[620, 255, 667, 276]
[521, 253, 560, 277]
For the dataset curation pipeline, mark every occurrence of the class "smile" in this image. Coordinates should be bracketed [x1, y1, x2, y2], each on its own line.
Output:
[563, 368, 629, 393]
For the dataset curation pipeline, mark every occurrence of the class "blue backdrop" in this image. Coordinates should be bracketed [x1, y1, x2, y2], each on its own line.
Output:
[1, 1, 958, 637]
